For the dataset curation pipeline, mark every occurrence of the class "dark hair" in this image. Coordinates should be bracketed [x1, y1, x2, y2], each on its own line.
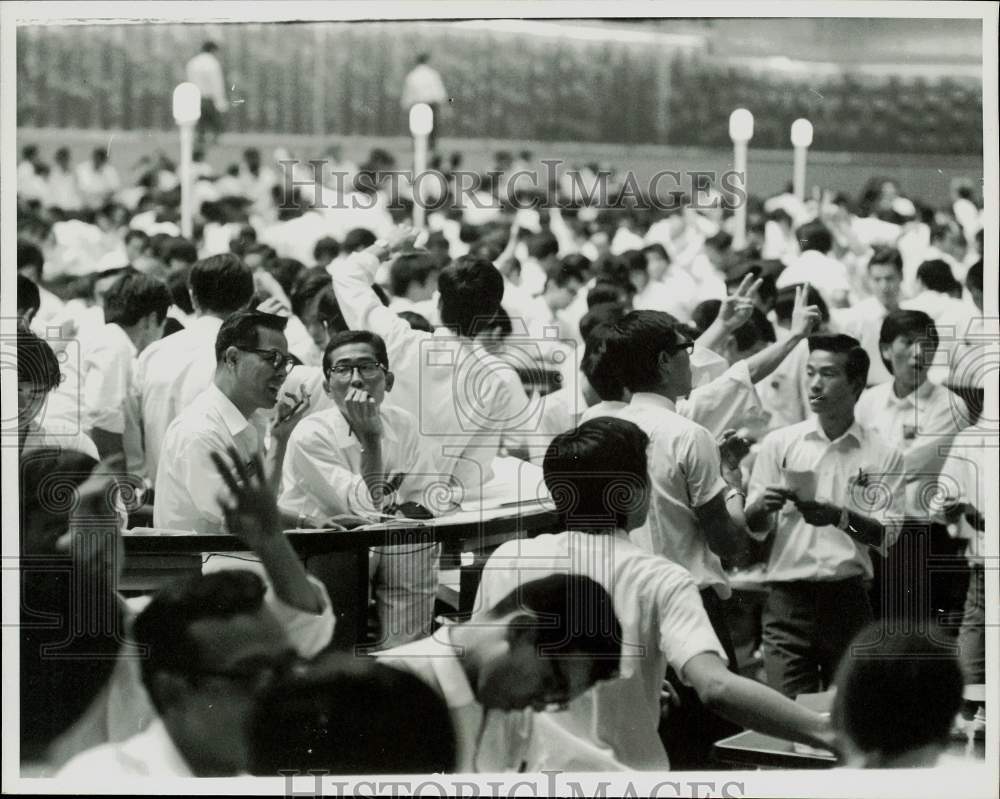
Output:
[966, 259, 982, 293]
[250, 656, 456, 775]
[581, 324, 625, 402]
[189, 253, 255, 315]
[202, 40, 219, 53]
[642, 243, 669, 262]
[438, 255, 504, 338]
[604, 310, 686, 393]
[133, 570, 268, 712]
[807, 333, 870, 392]
[389, 251, 439, 297]
[546, 263, 586, 291]
[163, 237, 198, 266]
[398, 310, 434, 332]
[313, 236, 340, 264]
[265, 257, 307, 297]
[166, 265, 195, 315]
[868, 246, 903, 276]
[832, 624, 963, 762]
[17, 238, 45, 279]
[704, 231, 732, 252]
[916, 259, 961, 294]
[878, 310, 938, 375]
[731, 307, 776, 353]
[343, 227, 377, 253]
[103, 272, 171, 327]
[487, 574, 622, 683]
[586, 281, 629, 309]
[578, 301, 627, 342]
[774, 283, 830, 325]
[544, 417, 648, 530]
[17, 273, 40, 314]
[322, 330, 389, 374]
[214, 310, 288, 362]
[691, 299, 722, 335]
[527, 231, 559, 260]
[17, 329, 62, 394]
[560, 253, 593, 280]
[797, 221, 833, 254]
[124, 228, 150, 249]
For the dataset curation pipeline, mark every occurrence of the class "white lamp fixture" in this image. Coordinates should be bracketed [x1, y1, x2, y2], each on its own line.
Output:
[172, 83, 202, 239]
[409, 103, 434, 229]
[728, 108, 754, 249]
[790, 118, 814, 201]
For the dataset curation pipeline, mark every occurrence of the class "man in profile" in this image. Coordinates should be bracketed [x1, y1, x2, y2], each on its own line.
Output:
[185, 41, 229, 148]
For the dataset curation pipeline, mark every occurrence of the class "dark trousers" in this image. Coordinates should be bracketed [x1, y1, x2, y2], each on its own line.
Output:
[659, 587, 742, 770]
[762, 577, 873, 698]
[196, 99, 224, 147]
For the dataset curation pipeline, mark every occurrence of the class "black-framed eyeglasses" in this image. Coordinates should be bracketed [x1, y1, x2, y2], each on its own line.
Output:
[666, 338, 695, 357]
[325, 361, 387, 381]
[237, 347, 295, 374]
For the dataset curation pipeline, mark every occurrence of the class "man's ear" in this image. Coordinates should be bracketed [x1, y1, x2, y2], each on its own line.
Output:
[20, 307, 37, 328]
[384, 370, 395, 392]
[879, 343, 892, 364]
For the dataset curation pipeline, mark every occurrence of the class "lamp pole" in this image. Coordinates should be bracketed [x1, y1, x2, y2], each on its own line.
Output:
[409, 103, 434, 230]
[728, 108, 754, 250]
[172, 82, 202, 240]
[790, 118, 814, 201]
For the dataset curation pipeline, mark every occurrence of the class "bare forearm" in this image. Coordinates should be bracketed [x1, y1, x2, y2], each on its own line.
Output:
[265, 439, 288, 499]
[695, 319, 730, 355]
[745, 334, 804, 384]
[360, 438, 388, 508]
[254, 537, 324, 614]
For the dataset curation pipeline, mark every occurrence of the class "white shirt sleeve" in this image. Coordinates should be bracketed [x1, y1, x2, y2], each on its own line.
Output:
[82, 339, 131, 435]
[173, 434, 229, 528]
[264, 574, 336, 658]
[682, 425, 728, 509]
[679, 360, 761, 437]
[656, 574, 729, 679]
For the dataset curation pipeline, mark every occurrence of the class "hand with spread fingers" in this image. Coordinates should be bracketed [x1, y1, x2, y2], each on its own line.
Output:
[789, 281, 822, 340]
[211, 446, 281, 548]
[717, 273, 763, 332]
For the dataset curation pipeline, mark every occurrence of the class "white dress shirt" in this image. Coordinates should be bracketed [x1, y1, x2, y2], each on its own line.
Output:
[48, 165, 82, 211]
[831, 296, 893, 386]
[74, 161, 120, 210]
[185, 51, 228, 110]
[934, 432, 994, 566]
[857, 379, 966, 518]
[81, 323, 137, 435]
[125, 315, 222, 483]
[901, 291, 978, 385]
[153, 384, 261, 534]
[477, 530, 727, 770]
[747, 417, 906, 582]
[55, 719, 192, 778]
[283, 314, 322, 368]
[20, 419, 99, 460]
[279, 365, 335, 418]
[775, 250, 852, 306]
[331, 251, 528, 501]
[280, 405, 426, 518]
[376, 626, 534, 773]
[616, 393, 730, 597]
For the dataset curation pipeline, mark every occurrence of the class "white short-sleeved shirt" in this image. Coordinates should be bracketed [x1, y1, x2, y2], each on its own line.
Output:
[776, 250, 852, 306]
[331, 252, 528, 501]
[476, 530, 727, 770]
[934, 432, 995, 566]
[81, 323, 137, 435]
[857, 380, 966, 518]
[747, 417, 906, 582]
[615, 393, 730, 597]
[20, 420, 100, 460]
[125, 315, 222, 483]
[153, 384, 261, 534]
[279, 404, 426, 519]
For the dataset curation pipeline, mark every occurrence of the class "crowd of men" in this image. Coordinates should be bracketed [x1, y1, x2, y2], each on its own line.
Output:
[14, 138, 990, 778]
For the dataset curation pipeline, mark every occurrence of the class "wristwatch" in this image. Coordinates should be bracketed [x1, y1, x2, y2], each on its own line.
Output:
[725, 487, 747, 504]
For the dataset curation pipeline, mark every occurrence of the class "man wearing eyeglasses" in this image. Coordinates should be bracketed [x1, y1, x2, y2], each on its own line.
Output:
[279, 330, 440, 647]
[154, 310, 310, 534]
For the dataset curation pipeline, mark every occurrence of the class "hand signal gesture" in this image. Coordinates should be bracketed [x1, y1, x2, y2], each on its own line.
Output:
[789, 282, 822, 339]
[718, 273, 763, 331]
[211, 447, 280, 549]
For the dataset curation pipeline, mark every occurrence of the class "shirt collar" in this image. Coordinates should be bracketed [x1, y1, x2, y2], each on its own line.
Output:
[427, 626, 478, 709]
[804, 415, 866, 446]
[108, 323, 138, 358]
[120, 718, 193, 776]
[629, 392, 677, 413]
[205, 383, 251, 436]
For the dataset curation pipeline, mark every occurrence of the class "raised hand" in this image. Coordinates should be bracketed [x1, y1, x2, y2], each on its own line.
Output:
[789, 282, 822, 339]
[211, 446, 280, 549]
[718, 273, 763, 331]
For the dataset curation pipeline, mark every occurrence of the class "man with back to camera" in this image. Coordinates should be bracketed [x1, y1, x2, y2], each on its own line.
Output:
[745, 333, 906, 698]
[401, 52, 447, 152]
[185, 41, 228, 148]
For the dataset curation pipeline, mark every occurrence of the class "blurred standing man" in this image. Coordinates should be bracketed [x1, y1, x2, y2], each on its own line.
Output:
[401, 53, 447, 152]
[185, 41, 229, 148]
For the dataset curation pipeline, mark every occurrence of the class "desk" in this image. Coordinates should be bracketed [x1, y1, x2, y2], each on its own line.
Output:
[122, 501, 562, 648]
[713, 730, 986, 770]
